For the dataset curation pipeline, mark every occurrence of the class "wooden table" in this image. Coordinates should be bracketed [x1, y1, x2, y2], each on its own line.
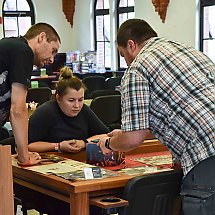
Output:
[13, 158, 136, 215]
[12, 140, 169, 215]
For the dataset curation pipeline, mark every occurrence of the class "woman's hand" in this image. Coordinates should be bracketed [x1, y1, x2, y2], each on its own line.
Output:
[60, 140, 85, 153]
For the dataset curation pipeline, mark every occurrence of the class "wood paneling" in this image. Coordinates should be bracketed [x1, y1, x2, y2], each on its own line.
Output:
[0, 145, 14, 215]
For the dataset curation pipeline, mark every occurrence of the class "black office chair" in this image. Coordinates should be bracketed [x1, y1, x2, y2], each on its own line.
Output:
[26, 87, 52, 106]
[90, 89, 120, 99]
[105, 76, 122, 90]
[38, 81, 49, 88]
[121, 169, 183, 215]
[0, 126, 16, 154]
[0, 126, 10, 141]
[90, 95, 121, 130]
[82, 76, 106, 99]
[0, 137, 16, 154]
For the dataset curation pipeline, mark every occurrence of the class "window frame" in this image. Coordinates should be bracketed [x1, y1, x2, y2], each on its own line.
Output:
[93, 0, 134, 71]
[94, 0, 110, 70]
[2, 0, 35, 37]
[199, 0, 215, 51]
[117, 0, 134, 71]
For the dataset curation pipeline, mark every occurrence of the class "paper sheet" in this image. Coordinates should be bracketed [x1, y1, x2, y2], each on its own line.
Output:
[27, 159, 94, 174]
[132, 154, 172, 166]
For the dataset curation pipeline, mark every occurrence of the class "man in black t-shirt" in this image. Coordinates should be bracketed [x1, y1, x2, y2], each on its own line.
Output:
[0, 23, 61, 166]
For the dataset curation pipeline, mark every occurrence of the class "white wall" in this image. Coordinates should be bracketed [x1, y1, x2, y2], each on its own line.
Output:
[0, 0, 92, 52]
[33, 0, 92, 52]
[0, 0, 199, 52]
[136, 0, 198, 48]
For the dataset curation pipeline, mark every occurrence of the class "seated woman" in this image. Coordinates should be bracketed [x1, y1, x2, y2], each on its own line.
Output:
[28, 66, 109, 153]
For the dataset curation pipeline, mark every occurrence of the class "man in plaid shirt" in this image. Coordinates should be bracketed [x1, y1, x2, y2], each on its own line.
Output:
[98, 19, 215, 215]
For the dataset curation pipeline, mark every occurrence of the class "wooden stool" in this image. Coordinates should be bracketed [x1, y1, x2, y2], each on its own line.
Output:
[90, 196, 128, 215]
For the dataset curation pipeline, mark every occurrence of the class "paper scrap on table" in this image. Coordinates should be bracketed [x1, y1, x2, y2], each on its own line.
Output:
[132, 155, 172, 166]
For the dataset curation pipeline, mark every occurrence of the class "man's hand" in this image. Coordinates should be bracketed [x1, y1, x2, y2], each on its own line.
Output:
[97, 137, 112, 155]
[107, 129, 122, 137]
[17, 151, 41, 166]
[28, 152, 42, 165]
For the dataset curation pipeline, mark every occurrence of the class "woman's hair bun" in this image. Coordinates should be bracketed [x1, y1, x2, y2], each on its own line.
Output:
[59, 66, 73, 79]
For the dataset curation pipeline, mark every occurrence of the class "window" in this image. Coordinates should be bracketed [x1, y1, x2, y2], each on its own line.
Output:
[2, 0, 35, 37]
[117, 0, 135, 70]
[200, 0, 215, 63]
[94, 0, 111, 69]
[94, 0, 135, 71]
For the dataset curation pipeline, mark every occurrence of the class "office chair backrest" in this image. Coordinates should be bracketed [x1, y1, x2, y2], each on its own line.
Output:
[0, 125, 15, 154]
[0, 126, 10, 141]
[0, 137, 16, 155]
[26, 87, 52, 106]
[82, 76, 106, 99]
[91, 89, 120, 99]
[122, 169, 183, 215]
[105, 76, 122, 90]
[90, 95, 121, 130]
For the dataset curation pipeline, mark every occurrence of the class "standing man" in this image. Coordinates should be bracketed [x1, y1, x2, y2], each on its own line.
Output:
[98, 19, 215, 214]
[0, 23, 61, 166]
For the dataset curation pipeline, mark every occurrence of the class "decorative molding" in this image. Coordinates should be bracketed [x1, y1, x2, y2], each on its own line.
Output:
[152, 0, 170, 23]
[62, 0, 75, 27]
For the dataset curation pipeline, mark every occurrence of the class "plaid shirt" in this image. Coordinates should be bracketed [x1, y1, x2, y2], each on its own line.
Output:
[121, 37, 215, 175]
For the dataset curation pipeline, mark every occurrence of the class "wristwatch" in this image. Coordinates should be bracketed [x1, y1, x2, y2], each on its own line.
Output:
[105, 138, 112, 150]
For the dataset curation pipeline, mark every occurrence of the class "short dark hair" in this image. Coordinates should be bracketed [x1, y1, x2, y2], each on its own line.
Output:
[24, 22, 61, 43]
[117, 19, 157, 47]
[56, 66, 86, 97]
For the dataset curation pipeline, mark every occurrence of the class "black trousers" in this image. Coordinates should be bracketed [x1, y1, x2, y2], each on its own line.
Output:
[181, 156, 215, 215]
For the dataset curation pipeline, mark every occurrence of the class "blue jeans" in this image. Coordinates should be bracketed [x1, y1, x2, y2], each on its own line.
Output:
[181, 156, 215, 215]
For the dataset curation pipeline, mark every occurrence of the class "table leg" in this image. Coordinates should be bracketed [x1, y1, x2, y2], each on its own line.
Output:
[70, 192, 89, 215]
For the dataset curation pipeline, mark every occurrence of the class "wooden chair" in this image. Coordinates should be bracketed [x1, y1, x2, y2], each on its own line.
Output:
[0, 145, 14, 215]
[90, 196, 128, 215]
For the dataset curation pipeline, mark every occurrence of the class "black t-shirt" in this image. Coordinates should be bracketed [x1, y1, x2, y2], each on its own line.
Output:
[0, 36, 33, 126]
[28, 100, 109, 143]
